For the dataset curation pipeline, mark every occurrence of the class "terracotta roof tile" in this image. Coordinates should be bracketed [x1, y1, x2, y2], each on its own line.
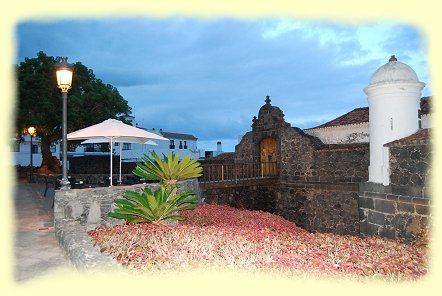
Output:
[307, 97, 431, 130]
[385, 129, 431, 146]
[307, 107, 369, 129]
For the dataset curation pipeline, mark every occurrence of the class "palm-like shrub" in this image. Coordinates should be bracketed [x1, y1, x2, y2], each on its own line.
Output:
[133, 152, 202, 188]
[108, 152, 202, 225]
[108, 184, 198, 224]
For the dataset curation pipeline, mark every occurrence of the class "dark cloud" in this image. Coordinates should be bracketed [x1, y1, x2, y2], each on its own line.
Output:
[16, 18, 428, 151]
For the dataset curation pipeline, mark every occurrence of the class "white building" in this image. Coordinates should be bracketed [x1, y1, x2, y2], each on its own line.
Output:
[304, 107, 370, 144]
[11, 118, 210, 167]
[115, 128, 203, 162]
[11, 133, 59, 167]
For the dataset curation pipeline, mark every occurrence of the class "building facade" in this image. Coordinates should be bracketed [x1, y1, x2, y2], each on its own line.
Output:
[11, 117, 214, 168]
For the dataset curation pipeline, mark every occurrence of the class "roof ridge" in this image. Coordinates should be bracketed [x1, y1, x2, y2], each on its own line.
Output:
[160, 131, 198, 140]
[306, 106, 369, 130]
[306, 121, 368, 131]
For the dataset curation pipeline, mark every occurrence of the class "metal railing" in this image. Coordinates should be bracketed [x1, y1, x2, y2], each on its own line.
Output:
[199, 162, 278, 183]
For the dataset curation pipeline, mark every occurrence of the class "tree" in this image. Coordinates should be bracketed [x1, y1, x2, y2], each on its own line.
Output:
[16, 51, 131, 174]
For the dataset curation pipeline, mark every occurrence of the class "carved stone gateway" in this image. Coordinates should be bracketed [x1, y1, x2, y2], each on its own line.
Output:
[235, 95, 290, 164]
[209, 96, 370, 236]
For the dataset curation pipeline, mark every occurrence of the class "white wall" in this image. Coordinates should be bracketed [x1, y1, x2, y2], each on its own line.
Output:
[304, 123, 369, 144]
[12, 134, 42, 166]
[118, 137, 201, 161]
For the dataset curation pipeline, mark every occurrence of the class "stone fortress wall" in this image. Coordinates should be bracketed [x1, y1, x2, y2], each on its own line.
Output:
[201, 95, 431, 243]
[359, 130, 431, 242]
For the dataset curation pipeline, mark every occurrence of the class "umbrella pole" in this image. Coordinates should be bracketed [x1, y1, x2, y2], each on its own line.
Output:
[110, 138, 113, 186]
[119, 142, 122, 184]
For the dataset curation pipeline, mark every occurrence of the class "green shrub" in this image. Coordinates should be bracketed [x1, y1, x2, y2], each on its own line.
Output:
[133, 152, 202, 188]
[108, 152, 202, 224]
[108, 184, 198, 224]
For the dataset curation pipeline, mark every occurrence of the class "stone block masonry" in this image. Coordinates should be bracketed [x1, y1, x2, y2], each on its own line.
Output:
[358, 131, 432, 243]
[202, 179, 277, 213]
[388, 138, 431, 198]
[277, 182, 361, 236]
[313, 144, 369, 183]
[359, 182, 431, 243]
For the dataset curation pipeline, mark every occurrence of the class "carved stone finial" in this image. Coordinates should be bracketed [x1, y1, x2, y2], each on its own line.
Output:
[389, 55, 397, 62]
[251, 116, 258, 128]
[265, 95, 271, 105]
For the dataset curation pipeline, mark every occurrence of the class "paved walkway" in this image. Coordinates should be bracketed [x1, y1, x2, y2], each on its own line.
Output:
[14, 180, 73, 282]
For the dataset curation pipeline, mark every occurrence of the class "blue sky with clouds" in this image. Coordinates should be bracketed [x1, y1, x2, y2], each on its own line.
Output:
[16, 18, 430, 152]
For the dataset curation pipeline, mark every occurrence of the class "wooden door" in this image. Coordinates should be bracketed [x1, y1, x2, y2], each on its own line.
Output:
[260, 137, 276, 175]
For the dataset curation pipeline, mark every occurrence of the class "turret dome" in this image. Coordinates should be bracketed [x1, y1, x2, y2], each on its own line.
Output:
[368, 55, 421, 86]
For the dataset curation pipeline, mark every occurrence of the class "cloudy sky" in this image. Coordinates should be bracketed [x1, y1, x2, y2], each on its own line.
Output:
[16, 18, 431, 152]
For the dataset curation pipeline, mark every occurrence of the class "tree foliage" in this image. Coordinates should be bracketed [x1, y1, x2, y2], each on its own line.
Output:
[16, 51, 131, 173]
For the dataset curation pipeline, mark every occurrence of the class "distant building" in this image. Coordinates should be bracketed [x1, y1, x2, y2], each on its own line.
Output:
[204, 141, 224, 159]
[11, 133, 59, 167]
[11, 117, 208, 167]
[119, 128, 202, 161]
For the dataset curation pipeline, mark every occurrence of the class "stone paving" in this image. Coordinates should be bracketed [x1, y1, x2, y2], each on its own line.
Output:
[14, 180, 74, 282]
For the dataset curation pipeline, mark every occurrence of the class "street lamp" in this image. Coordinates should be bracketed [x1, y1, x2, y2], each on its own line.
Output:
[27, 126, 36, 183]
[55, 57, 74, 190]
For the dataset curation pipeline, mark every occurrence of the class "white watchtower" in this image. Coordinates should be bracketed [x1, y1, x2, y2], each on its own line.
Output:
[364, 55, 425, 184]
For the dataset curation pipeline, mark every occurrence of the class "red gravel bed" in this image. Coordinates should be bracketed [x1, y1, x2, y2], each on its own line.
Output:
[88, 204, 428, 280]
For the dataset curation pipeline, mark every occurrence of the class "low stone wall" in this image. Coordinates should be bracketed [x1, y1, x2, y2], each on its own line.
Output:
[277, 182, 360, 236]
[359, 182, 431, 243]
[201, 180, 360, 236]
[202, 179, 277, 213]
[54, 179, 200, 270]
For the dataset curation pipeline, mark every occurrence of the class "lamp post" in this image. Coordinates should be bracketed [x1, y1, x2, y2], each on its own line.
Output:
[55, 57, 74, 190]
[27, 126, 36, 183]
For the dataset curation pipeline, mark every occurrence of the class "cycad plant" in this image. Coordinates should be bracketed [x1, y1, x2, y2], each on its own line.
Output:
[108, 152, 202, 225]
[133, 152, 202, 188]
[108, 184, 198, 224]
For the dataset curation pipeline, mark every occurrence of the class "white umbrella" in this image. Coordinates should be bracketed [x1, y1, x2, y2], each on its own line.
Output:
[68, 119, 168, 186]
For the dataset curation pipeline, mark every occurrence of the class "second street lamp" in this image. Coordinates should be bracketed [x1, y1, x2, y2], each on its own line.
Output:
[27, 126, 36, 183]
[55, 57, 74, 190]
